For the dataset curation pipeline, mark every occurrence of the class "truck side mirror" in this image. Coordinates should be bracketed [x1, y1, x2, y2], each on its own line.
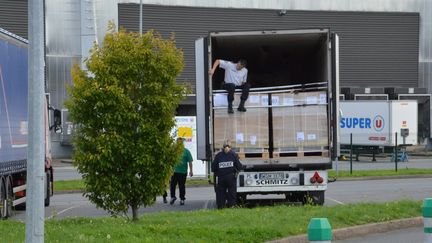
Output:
[54, 109, 61, 126]
[50, 109, 62, 133]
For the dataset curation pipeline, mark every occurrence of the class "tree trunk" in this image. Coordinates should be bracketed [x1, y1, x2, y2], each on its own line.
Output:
[131, 204, 139, 221]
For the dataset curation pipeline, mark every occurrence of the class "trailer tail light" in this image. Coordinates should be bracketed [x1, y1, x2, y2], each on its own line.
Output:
[310, 172, 324, 184]
[14, 179, 26, 197]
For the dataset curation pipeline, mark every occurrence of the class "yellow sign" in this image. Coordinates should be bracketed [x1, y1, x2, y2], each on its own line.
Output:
[178, 127, 193, 138]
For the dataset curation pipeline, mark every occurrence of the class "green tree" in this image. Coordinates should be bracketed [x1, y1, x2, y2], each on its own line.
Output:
[65, 24, 187, 221]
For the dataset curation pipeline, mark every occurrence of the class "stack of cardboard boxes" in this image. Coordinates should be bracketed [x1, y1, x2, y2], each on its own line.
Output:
[212, 90, 328, 154]
[213, 92, 269, 150]
[272, 91, 328, 152]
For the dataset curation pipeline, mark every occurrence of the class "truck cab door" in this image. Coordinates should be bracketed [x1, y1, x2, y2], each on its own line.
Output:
[195, 37, 211, 161]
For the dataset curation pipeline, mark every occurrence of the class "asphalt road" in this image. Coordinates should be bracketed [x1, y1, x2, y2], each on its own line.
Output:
[11, 177, 432, 221]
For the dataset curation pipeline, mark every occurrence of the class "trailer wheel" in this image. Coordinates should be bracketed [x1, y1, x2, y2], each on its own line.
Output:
[5, 177, 13, 218]
[236, 193, 246, 206]
[305, 191, 325, 206]
[44, 171, 51, 207]
[0, 177, 5, 219]
[285, 192, 305, 204]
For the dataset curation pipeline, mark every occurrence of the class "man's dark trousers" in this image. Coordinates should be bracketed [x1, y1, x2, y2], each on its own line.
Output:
[215, 174, 237, 209]
[170, 172, 187, 200]
[223, 83, 250, 103]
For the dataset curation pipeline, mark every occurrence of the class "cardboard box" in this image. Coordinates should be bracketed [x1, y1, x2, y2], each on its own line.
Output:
[213, 107, 269, 150]
[272, 91, 328, 151]
[302, 105, 328, 147]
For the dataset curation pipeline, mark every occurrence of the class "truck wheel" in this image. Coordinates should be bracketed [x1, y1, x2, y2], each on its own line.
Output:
[44, 171, 51, 207]
[5, 177, 13, 218]
[236, 193, 246, 206]
[285, 192, 305, 203]
[306, 191, 325, 206]
[0, 177, 5, 219]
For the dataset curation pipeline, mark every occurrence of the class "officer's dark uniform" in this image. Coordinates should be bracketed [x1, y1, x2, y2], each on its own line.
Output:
[211, 149, 243, 209]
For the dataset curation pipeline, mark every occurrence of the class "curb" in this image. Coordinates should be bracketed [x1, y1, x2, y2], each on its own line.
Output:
[60, 159, 73, 164]
[55, 190, 84, 194]
[409, 153, 432, 157]
[267, 217, 422, 243]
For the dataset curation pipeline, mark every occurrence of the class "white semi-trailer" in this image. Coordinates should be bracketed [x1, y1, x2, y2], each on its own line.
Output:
[195, 29, 339, 205]
[340, 100, 418, 146]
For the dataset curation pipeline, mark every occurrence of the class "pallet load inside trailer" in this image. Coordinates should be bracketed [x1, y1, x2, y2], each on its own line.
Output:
[0, 28, 60, 219]
[196, 29, 339, 205]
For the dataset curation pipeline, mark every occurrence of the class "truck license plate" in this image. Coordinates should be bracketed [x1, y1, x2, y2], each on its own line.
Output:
[259, 173, 284, 180]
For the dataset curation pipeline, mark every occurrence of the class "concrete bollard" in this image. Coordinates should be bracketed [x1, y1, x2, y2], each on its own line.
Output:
[423, 198, 432, 243]
[308, 218, 332, 243]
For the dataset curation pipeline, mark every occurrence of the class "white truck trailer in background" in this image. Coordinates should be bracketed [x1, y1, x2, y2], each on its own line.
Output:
[195, 29, 340, 205]
[340, 100, 418, 146]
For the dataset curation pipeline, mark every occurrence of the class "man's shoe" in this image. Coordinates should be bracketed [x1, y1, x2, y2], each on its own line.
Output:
[170, 197, 176, 205]
[163, 195, 167, 204]
[228, 102, 234, 114]
[237, 100, 247, 112]
[237, 106, 247, 112]
[180, 200, 185, 206]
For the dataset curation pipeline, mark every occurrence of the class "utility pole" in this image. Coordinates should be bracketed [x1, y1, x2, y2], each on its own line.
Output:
[26, 0, 45, 242]
[139, 0, 143, 36]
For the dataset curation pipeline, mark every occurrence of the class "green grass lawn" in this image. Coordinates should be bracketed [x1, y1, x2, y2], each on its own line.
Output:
[55, 179, 85, 191]
[1, 200, 421, 242]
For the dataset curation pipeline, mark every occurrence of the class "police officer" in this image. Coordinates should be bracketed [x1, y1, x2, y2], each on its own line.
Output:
[211, 140, 243, 209]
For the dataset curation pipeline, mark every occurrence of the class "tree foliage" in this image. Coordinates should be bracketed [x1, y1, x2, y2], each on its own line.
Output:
[65, 23, 187, 220]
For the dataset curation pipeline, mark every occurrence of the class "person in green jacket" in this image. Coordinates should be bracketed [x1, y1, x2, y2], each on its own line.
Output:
[163, 137, 193, 205]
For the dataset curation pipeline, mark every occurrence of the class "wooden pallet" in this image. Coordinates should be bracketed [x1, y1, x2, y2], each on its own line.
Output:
[273, 150, 329, 158]
[238, 151, 270, 160]
[237, 147, 269, 160]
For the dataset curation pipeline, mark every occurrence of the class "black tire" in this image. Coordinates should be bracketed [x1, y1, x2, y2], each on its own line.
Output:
[0, 177, 5, 219]
[284, 192, 293, 202]
[14, 203, 26, 211]
[5, 177, 13, 218]
[285, 192, 306, 204]
[236, 193, 246, 206]
[306, 191, 325, 206]
[45, 171, 51, 207]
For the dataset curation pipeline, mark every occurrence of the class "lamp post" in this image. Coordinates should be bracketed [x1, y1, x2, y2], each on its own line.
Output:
[26, 0, 45, 242]
[139, 0, 142, 36]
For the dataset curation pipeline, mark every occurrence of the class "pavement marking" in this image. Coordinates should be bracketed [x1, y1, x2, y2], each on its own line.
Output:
[204, 200, 210, 209]
[47, 206, 78, 219]
[327, 197, 345, 205]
